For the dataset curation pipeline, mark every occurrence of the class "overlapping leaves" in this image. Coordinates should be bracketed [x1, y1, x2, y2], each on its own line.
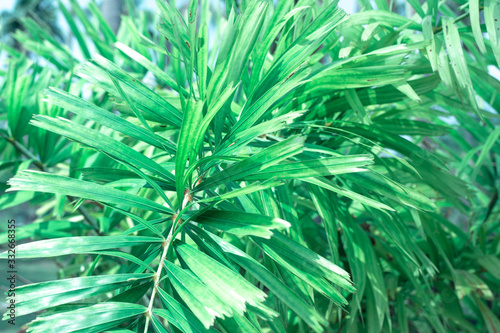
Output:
[0, 0, 499, 333]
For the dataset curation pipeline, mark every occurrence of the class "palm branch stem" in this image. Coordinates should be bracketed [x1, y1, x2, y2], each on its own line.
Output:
[143, 196, 189, 332]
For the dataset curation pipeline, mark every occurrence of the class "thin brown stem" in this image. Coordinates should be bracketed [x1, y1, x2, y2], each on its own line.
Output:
[143, 191, 192, 333]
[143, 225, 174, 333]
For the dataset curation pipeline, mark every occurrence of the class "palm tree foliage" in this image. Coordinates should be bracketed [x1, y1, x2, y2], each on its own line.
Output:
[0, 0, 499, 332]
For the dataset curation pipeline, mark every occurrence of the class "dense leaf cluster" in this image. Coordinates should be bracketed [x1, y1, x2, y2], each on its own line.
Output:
[0, 0, 499, 332]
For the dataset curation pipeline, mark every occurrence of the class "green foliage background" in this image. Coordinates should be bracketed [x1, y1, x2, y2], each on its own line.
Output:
[0, 0, 499, 332]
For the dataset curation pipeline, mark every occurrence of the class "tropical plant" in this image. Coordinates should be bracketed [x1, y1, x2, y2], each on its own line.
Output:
[0, 0, 499, 333]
